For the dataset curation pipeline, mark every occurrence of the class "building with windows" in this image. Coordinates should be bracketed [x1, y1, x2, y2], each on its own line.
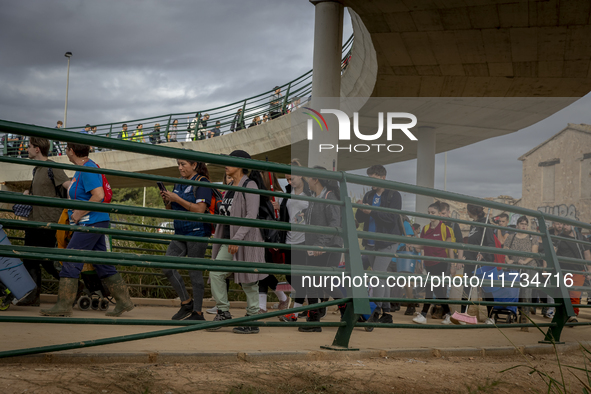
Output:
[519, 123, 591, 229]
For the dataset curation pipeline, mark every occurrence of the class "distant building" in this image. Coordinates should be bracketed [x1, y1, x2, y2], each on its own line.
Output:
[519, 123, 591, 230]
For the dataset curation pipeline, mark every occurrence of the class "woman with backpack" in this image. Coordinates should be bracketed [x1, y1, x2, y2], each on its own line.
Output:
[298, 167, 344, 333]
[207, 150, 267, 334]
[41, 142, 134, 318]
[257, 171, 290, 313]
[503, 215, 540, 331]
[278, 159, 311, 322]
[411, 201, 455, 325]
[159, 159, 214, 321]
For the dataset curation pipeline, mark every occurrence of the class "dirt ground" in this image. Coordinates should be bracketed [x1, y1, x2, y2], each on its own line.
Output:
[0, 352, 589, 394]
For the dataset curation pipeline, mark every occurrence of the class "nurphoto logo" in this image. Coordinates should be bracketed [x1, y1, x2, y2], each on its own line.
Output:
[303, 108, 418, 153]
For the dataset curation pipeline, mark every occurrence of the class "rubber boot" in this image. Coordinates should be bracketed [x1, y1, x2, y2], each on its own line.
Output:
[102, 273, 134, 317]
[298, 309, 322, 332]
[40, 278, 78, 317]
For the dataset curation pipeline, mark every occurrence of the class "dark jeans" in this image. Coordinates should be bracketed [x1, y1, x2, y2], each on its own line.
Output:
[60, 222, 117, 279]
[162, 240, 207, 312]
[285, 244, 307, 303]
[421, 262, 450, 315]
[258, 275, 279, 294]
[22, 228, 61, 300]
[300, 252, 342, 305]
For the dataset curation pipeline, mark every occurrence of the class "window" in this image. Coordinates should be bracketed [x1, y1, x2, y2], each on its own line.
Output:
[581, 153, 591, 199]
[539, 159, 559, 203]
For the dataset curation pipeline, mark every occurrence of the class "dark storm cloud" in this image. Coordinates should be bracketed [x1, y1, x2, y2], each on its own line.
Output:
[0, 0, 352, 127]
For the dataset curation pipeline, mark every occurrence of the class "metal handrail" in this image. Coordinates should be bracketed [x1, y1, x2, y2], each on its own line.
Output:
[0, 115, 589, 357]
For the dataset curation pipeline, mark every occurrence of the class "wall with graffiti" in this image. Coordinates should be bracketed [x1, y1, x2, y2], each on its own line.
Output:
[537, 204, 578, 220]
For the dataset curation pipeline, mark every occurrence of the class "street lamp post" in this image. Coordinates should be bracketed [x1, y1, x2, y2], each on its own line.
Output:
[64, 52, 72, 128]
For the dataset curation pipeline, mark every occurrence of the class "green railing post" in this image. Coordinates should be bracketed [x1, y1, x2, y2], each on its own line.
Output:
[538, 216, 573, 344]
[324, 174, 370, 351]
[2, 134, 7, 156]
[322, 299, 359, 351]
[108, 124, 113, 139]
[281, 82, 292, 114]
[165, 115, 171, 142]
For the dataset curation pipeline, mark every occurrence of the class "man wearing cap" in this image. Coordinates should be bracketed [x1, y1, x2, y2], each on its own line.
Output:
[269, 86, 283, 120]
[81, 124, 91, 134]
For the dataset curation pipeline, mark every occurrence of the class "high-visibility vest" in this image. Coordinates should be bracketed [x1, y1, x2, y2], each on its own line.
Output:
[120, 130, 129, 140]
[133, 129, 143, 142]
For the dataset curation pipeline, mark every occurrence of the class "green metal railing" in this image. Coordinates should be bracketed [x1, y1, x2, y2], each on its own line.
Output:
[0, 36, 353, 157]
[0, 119, 590, 359]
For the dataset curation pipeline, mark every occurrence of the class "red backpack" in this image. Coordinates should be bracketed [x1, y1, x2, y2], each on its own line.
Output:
[91, 161, 112, 203]
[194, 175, 222, 234]
[492, 234, 506, 269]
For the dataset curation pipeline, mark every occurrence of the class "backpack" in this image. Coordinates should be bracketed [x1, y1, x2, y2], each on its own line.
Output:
[193, 175, 222, 234]
[492, 234, 506, 268]
[422, 222, 456, 256]
[88, 161, 112, 203]
[32, 166, 68, 199]
[243, 178, 280, 244]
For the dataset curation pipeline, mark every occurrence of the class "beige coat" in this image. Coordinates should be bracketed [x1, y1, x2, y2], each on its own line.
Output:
[211, 175, 268, 284]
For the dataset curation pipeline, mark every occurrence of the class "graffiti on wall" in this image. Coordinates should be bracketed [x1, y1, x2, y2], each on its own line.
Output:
[537, 204, 578, 220]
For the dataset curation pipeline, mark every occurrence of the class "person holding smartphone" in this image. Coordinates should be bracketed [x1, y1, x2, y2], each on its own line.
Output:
[159, 159, 213, 321]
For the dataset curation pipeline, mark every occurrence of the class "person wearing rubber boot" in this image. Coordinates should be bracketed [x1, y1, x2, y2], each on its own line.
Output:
[19, 137, 71, 306]
[40, 143, 134, 317]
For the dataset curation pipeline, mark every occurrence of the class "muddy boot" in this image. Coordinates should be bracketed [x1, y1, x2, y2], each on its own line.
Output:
[102, 273, 134, 317]
[40, 278, 78, 317]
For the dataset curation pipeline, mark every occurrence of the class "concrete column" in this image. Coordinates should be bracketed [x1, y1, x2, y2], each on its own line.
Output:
[307, 0, 343, 171]
[415, 127, 436, 226]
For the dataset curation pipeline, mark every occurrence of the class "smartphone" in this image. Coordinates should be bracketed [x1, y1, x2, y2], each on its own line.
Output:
[156, 182, 167, 192]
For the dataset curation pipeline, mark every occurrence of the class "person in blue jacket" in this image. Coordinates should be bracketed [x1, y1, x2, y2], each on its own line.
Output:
[160, 159, 213, 321]
[41, 142, 134, 317]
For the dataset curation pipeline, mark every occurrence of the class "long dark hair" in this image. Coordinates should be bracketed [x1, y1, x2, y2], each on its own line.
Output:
[312, 166, 340, 200]
[185, 160, 209, 180]
[467, 204, 486, 219]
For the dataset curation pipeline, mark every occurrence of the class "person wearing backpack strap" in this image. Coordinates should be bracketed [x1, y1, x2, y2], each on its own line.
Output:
[41, 142, 134, 318]
[208, 150, 267, 334]
[256, 171, 291, 313]
[411, 201, 455, 325]
[355, 165, 402, 325]
[555, 223, 591, 323]
[278, 159, 312, 323]
[297, 166, 345, 333]
[159, 159, 213, 321]
[503, 215, 540, 331]
[456, 204, 496, 319]
[16, 137, 71, 306]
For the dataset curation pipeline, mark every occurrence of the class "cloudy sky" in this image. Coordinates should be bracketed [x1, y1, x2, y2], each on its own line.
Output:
[1, 0, 590, 209]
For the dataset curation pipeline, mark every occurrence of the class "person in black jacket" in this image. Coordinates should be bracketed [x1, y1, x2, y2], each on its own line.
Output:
[298, 167, 344, 332]
[457, 204, 496, 320]
[278, 159, 312, 322]
[355, 165, 402, 326]
[230, 109, 245, 132]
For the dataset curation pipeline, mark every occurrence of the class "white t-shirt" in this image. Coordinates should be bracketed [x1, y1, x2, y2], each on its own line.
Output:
[286, 191, 308, 245]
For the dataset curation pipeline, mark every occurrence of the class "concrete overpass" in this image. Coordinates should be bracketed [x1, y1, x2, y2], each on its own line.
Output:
[2, 1, 590, 194]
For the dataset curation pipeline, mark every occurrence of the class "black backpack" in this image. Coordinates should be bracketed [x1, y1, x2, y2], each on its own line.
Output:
[243, 179, 280, 244]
